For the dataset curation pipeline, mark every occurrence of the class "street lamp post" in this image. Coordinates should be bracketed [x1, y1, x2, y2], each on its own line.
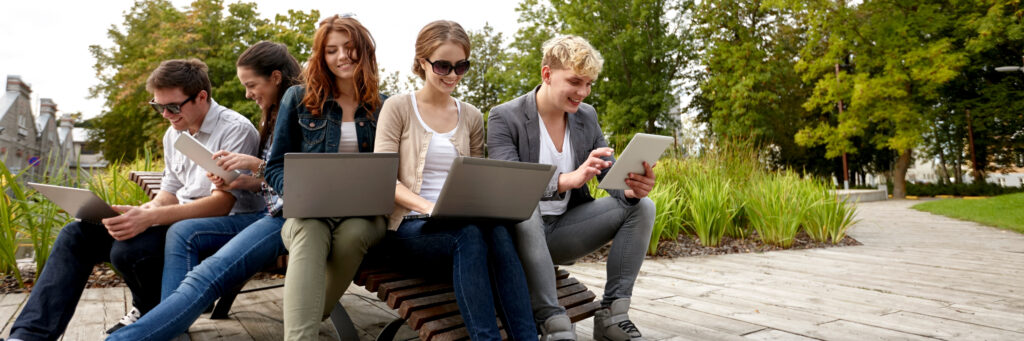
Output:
[836, 63, 849, 190]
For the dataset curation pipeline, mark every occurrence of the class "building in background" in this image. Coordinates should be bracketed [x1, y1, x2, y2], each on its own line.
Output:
[0, 75, 104, 177]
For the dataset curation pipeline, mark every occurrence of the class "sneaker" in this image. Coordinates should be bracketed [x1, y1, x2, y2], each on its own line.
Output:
[593, 298, 645, 341]
[540, 314, 577, 341]
[105, 306, 141, 334]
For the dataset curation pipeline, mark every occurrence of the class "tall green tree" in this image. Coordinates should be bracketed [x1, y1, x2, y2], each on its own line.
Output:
[789, 0, 967, 198]
[690, 0, 838, 174]
[503, 0, 688, 146]
[932, 0, 1024, 183]
[89, 0, 317, 161]
[455, 23, 510, 118]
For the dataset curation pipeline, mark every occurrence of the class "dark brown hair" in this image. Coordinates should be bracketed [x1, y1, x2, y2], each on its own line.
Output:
[146, 58, 212, 99]
[412, 20, 471, 80]
[301, 15, 381, 117]
[237, 41, 302, 151]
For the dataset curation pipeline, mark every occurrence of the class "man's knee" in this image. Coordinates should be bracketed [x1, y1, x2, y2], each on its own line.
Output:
[631, 197, 656, 222]
[110, 234, 164, 271]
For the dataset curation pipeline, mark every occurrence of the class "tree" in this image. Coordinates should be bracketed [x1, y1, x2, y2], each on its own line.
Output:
[789, 0, 967, 198]
[933, 0, 1024, 183]
[89, 0, 317, 161]
[690, 0, 838, 174]
[503, 0, 688, 147]
[455, 23, 509, 118]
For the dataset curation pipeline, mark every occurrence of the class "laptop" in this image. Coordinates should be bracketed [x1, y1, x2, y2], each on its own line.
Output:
[407, 157, 556, 221]
[283, 153, 399, 218]
[28, 183, 120, 224]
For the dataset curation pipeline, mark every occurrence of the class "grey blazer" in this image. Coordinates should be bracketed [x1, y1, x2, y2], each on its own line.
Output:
[487, 86, 638, 210]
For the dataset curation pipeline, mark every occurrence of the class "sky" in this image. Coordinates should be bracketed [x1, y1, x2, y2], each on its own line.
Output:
[0, 0, 523, 119]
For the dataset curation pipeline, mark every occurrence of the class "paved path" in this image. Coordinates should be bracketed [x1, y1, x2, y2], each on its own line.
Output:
[2, 199, 1022, 340]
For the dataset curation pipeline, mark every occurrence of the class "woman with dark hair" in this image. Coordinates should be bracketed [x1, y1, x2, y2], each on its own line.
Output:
[374, 20, 535, 340]
[261, 15, 388, 340]
[107, 41, 302, 340]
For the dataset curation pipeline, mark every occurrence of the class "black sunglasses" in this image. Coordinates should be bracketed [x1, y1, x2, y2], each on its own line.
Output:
[425, 58, 471, 76]
[149, 92, 198, 115]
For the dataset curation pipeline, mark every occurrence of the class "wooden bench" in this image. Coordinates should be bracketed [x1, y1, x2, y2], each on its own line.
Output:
[128, 171, 601, 340]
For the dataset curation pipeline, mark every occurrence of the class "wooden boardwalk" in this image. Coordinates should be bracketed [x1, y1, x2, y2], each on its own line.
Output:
[2, 199, 1023, 340]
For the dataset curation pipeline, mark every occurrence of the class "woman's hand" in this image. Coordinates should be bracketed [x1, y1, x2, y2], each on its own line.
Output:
[212, 151, 263, 173]
[207, 172, 261, 192]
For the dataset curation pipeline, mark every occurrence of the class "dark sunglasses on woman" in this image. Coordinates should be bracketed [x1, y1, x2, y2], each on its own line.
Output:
[425, 58, 471, 76]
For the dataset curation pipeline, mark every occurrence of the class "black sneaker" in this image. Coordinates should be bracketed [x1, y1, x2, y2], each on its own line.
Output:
[105, 306, 141, 334]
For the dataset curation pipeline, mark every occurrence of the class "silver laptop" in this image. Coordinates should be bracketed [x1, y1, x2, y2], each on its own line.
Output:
[28, 183, 119, 224]
[283, 153, 399, 218]
[407, 157, 556, 221]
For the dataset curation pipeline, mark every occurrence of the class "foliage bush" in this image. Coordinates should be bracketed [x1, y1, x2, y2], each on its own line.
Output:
[888, 182, 1024, 197]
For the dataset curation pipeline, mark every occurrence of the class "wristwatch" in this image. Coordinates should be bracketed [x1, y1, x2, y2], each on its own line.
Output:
[253, 161, 266, 178]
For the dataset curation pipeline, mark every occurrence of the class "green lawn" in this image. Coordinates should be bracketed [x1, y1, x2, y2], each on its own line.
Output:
[912, 192, 1024, 234]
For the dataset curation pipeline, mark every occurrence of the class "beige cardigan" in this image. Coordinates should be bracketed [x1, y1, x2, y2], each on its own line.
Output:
[374, 93, 485, 230]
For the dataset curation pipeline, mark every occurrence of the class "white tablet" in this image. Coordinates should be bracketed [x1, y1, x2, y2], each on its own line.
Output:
[598, 133, 674, 190]
[173, 133, 241, 184]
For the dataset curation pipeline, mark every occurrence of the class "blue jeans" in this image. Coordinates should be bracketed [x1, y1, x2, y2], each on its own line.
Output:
[107, 215, 286, 340]
[159, 212, 264, 298]
[11, 221, 168, 341]
[385, 219, 535, 341]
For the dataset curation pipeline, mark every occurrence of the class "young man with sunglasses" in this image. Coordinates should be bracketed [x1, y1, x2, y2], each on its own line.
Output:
[487, 35, 656, 341]
[6, 59, 263, 341]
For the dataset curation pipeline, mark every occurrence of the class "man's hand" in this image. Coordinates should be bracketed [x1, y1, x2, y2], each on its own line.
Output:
[559, 147, 613, 192]
[625, 161, 657, 199]
[103, 205, 154, 241]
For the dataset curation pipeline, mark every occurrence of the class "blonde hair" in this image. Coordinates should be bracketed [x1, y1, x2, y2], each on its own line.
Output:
[541, 35, 603, 79]
[412, 20, 471, 80]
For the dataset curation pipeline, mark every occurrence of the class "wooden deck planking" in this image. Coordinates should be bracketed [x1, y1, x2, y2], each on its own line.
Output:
[5, 199, 1024, 340]
[0, 293, 27, 336]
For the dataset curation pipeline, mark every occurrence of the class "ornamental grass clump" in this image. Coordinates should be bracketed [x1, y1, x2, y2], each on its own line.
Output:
[744, 172, 806, 248]
[802, 179, 858, 244]
[681, 167, 739, 247]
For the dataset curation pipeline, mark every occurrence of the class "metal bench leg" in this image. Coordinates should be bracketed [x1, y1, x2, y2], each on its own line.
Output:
[331, 301, 360, 341]
[211, 284, 244, 319]
[375, 317, 406, 341]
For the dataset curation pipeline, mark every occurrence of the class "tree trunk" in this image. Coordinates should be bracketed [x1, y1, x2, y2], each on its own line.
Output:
[954, 152, 963, 184]
[893, 148, 912, 198]
[936, 151, 950, 185]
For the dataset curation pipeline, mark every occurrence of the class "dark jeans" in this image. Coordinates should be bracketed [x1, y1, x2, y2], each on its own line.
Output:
[10, 221, 167, 341]
[384, 219, 535, 341]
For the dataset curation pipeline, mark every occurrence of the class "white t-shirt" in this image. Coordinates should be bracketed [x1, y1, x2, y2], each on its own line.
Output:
[339, 121, 358, 153]
[410, 92, 461, 214]
[537, 114, 573, 216]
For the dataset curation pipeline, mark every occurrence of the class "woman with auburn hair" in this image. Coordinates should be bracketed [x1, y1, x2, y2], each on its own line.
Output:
[374, 20, 535, 340]
[108, 41, 301, 340]
[265, 15, 388, 340]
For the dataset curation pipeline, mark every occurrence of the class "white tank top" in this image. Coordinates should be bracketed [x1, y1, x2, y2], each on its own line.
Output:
[410, 92, 460, 214]
[338, 121, 358, 152]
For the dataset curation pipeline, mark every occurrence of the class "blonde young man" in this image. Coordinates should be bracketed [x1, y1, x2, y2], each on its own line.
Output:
[487, 35, 657, 341]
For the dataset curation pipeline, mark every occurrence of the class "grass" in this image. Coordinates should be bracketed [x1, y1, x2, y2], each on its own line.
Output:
[0, 149, 161, 286]
[912, 192, 1024, 234]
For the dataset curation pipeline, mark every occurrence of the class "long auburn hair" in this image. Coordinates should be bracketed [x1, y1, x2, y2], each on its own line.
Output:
[236, 41, 301, 152]
[301, 15, 381, 117]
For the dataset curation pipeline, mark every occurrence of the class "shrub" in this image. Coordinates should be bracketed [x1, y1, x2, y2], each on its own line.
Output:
[803, 179, 858, 243]
[744, 172, 806, 248]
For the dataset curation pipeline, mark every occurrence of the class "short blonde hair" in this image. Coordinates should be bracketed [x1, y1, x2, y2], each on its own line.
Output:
[541, 35, 603, 79]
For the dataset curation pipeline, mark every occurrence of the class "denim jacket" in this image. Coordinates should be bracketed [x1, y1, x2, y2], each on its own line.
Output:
[265, 85, 386, 196]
